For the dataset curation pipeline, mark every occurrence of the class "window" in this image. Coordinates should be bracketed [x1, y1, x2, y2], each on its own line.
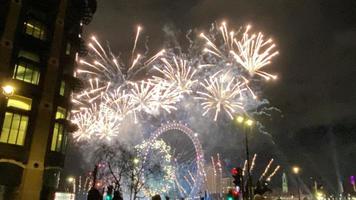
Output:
[7, 95, 32, 111]
[0, 112, 29, 145]
[24, 19, 46, 40]
[55, 107, 66, 119]
[18, 50, 40, 62]
[13, 61, 40, 85]
[13, 50, 41, 85]
[0, 95, 32, 145]
[59, 81, 65, 96]
[65, 43, 71, 55]
[50, 123, 67, 153]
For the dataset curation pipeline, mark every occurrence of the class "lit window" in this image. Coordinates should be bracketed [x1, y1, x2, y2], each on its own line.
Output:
[55, 107, 66, 119]
[65, 43, 71, 55]
[59, 81, 65, 96]
[24, 19, 46, 40]
[0, 112, 29, 146]
[51, 123, 67, 152]
[7, 95, 32, 111]
[13, 61, 40, 85]
[13, 50, 41, 85]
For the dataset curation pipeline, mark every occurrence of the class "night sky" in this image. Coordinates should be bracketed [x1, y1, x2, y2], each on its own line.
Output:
[65, 0, 356, 193]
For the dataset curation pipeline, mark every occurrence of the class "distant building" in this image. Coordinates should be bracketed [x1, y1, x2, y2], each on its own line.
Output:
[0, 0, 96, 199]
[282, 172, 288, 193]
[221, 177, 234, 194]
[204, 164, 231, 196]
[205, 165, 217, 194]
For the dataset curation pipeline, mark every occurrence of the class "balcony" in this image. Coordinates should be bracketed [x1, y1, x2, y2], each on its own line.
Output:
[55, 118, 78, 133]
[63, 73, 84, 93]
[28, 0, 61, 13]
[66, 0, 97, 27]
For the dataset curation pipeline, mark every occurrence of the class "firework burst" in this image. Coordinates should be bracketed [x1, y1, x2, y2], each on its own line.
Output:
[129, 81, 159, 114]
[152, 81, 181, 114]
[153, 57, 198, 95]
[103, 88, 135, 121]
[94, 104, 121, 140]
[230, 25, 279, 80]
[78, 27, 165, 87]
[200, 22, 278, 80]
[196, 22, 279, 120]
[71, 21, 280, 140]
[72, 107, 97, 141]
[71, 26, 168, 140]
[196, 72, 244, 121]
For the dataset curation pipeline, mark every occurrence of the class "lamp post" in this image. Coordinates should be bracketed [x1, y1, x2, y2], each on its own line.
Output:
[67, 176, 76, 194]
[292, 166, 301, 200]
[235, 115, 254, 200]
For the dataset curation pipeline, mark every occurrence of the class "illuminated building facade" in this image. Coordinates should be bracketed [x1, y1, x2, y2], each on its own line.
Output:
[0, 0, 96, 199]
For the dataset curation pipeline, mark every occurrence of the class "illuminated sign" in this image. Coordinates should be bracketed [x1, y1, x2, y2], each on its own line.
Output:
[54, 192, 75, 200]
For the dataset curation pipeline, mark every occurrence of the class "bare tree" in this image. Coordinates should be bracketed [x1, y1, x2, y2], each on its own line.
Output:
[94, 142, 134, 198]
[93, 142, 164, 200]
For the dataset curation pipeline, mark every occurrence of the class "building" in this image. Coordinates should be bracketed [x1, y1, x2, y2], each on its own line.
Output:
[0, 0, 96, 199]
[221, 177, 234, 194]
[204, 164, 224, 195]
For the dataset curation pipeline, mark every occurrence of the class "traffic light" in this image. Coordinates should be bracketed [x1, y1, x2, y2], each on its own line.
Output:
[227, 188, 240, 200]
[231, 167, 242, 188]
[106, 185, 113, 200]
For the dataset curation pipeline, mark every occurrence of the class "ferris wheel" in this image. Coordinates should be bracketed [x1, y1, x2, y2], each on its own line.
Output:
[142, 121, 205, 199]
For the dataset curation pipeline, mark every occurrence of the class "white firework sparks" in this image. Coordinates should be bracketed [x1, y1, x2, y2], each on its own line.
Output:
[94, 104, 121, 141]
[71, 26, 168, 140]
[196, 22, 279, 120]
[77, 27, 165, 86]
[71, 78, 110, 110]
[152, 81, 181, 114]
[103, 88, 135, 121]
[129, 81, 159, 115]
[230, 25, 279, 80]
[266, 165, 280, 182]
[71, 104, 121, 141]
[70, 21, 281, 140]
[72, 107, 98, 141]
[153, 57, 198, 95]
[200, 22, 278, 80]
[259, 158, 274, 180]
[196, 72, 244, 121]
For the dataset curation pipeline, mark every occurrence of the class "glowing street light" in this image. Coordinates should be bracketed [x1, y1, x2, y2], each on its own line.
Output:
[234, 115, 254, 200]
[2, 85, 15, 97]
[292, 166, 300, 175]
[245, 119, 254, 126]
[292, 166, 301, 200]
[235, 115, 254, 126]
[67, 177, 75, 183]
[67, 176, 76, 194]
[133, 158, 139, 165]
[236, 116, 244, 123]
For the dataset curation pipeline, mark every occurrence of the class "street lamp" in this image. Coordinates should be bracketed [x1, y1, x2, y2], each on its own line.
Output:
[292, 166, 300, 175]
[67, 176, 76, 194]
[2, 84, 15, 97]
[292, 166, 301, 200]
[235, 115, 254, 200]
[133, 158, 139, 165]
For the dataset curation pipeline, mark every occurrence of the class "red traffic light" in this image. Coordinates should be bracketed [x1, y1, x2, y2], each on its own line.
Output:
[228, 188, 240, 198]
[231, 168, 239, 175]
[232, 189, 239, 197]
